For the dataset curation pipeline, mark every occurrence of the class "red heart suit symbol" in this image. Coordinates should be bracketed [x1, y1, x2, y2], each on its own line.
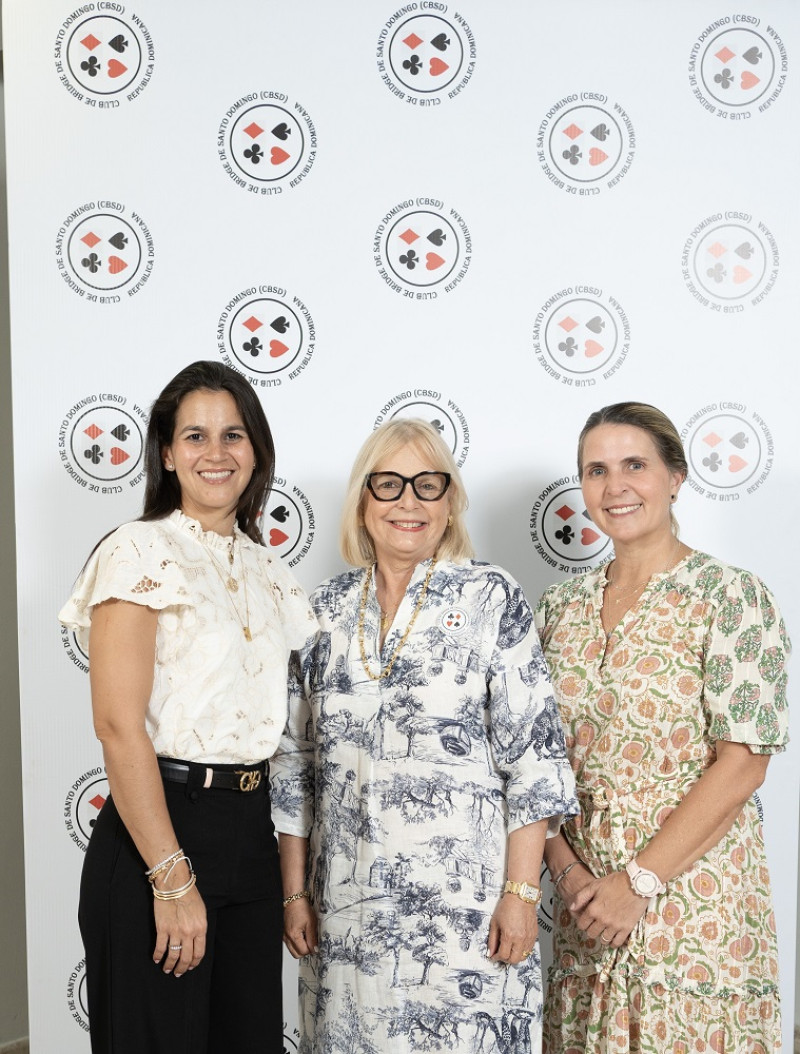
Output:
[733, 266, 752, 284]
[269, 528, 289, 546]
[108, 256, 127, 274]
[589, 148, 608, 166]
[110, 447, 129, 465]
[429, 57, 449, 76]
[581, 527, 600, 545]
[426, 252, 445, 270]
[269, 340, 289, 358]
[728, 455, 748, 473]
[740, 71, 760, 90]
[271, 147, 290, 165]
[107, 59, 127, 78]
[584, 340, 604, 358]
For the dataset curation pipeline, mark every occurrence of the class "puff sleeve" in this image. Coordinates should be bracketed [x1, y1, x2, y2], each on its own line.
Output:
[703, 568, 790, 755]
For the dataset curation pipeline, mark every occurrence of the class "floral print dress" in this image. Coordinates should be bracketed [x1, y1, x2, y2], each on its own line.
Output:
[272, 558, 578, 1053]
[534, 551, 790, 1054]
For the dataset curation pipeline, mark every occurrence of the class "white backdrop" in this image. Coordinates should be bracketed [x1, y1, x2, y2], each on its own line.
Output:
[3, 1, 798, 1049]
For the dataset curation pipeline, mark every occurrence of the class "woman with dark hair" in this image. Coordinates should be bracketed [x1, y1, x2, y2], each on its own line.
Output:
[59, 361, 316, 1053]
[272, 419, 578, 1052]
[535, 401, 789, 1052]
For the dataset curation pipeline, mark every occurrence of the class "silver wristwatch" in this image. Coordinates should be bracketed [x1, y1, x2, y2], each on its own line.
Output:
[625, 859, 666, 898]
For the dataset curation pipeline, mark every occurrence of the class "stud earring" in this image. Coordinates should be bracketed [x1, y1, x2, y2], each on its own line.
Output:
[166, 462, 174, 471]
[447, 515, 453, 527]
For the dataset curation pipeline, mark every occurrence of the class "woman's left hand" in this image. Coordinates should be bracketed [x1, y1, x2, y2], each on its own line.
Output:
[568, 870, 648, 947]
[487, 894, 539, 965]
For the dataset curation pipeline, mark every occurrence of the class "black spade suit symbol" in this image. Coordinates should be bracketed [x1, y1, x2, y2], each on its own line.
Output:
[271, 505, 290, 522]
[735, 242, 754, 259]
[108, 34, 128, 53]
[427, 229, 446, 246]
[743, 46, 762, 65]
[729, 432, 749, 449]
[271, 123, 291, 141]
[271, 316, 290, 333]
[431, 32, 450, 51]
[111, 424, 130, 441]
[585, 316, 605, 333]
[591, 124, 610, 141]
[109, 231, 128, 251]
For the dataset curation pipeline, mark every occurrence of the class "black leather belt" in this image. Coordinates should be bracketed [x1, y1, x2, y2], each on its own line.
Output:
[158, 758, 265, 793]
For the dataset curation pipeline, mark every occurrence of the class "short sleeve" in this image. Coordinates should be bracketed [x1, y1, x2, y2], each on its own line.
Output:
[704, 570, 790, 755]
[58, 523, 194, 653]
[261, 553, 318, 652]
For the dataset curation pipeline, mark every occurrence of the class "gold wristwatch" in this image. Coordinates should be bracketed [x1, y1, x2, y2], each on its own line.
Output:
[503, 880, 542, 907]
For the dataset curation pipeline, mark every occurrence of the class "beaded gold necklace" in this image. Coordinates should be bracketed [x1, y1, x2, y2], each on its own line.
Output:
[357, 559, 437, 681]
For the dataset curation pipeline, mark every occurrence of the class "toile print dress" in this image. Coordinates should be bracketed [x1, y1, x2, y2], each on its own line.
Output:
[271, 558, 578, 1054]
[534, 551, 790, 1054]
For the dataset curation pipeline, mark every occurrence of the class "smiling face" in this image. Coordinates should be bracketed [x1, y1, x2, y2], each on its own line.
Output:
[162, 388, 255, 535]
[580, 423, 684, 548]
[362, 443, 451, 569]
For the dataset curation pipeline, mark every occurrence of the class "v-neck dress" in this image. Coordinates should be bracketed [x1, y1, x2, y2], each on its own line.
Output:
[272, 558, 579, 1053]
[534, 551, 789, 1053]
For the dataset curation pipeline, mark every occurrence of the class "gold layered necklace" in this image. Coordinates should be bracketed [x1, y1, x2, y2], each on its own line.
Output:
[358, 559, 437, 681]
[204, 535, 253, 642]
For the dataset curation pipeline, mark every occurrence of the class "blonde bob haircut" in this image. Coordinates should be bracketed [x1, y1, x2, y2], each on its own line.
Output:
[340, 418, 474, 568]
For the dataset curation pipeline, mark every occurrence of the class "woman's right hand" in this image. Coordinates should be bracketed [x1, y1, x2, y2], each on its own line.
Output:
[556, 860, 595, 916]
[153, 886, 207, 977]
[283, 898, 319, 958]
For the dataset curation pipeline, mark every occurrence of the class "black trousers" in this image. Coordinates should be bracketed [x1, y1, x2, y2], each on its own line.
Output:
[79, 761, 284, 1053]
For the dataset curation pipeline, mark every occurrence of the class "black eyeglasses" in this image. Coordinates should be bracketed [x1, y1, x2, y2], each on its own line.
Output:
[365, 471, 452, 502]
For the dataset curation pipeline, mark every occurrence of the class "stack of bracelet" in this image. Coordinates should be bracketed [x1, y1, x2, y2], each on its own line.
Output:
[146, 848, 197, 901]
[282, 890, 311, 908]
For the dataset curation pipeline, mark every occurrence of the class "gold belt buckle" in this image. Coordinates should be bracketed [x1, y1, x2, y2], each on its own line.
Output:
[236, 769, 262, 792]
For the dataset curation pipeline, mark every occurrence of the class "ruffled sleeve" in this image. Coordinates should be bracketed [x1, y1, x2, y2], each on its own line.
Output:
[262, 552, 318, 652]
[58, 521, 194, 654]
[703, 568, 790, 755]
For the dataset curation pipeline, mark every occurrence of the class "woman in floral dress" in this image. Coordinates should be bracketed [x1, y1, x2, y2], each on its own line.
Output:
[271, 418, 578, 1053]
[535, 402, 789, 1053]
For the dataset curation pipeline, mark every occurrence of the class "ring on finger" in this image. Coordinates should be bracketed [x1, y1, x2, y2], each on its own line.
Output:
[169, 944, 183, 951]
[522, 948, 533, 957]
[599, 932, 612, 944]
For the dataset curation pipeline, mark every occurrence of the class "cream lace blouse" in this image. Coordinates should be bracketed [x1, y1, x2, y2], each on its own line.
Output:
[59, 509, 318, 764]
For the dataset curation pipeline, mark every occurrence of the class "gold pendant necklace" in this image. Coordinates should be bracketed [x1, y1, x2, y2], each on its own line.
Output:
[358, 559, 436, 681]
[204, 535, 252, 642]
[605, 539, 681, 606]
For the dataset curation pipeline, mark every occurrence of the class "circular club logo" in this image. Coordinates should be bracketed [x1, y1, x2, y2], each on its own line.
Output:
[681, 403, 774, 500]
[537, 94, 635, 194]
[374, 199, 471, 297]
[261, 477, 315, 568]
[283, 1023, 300, 1051]
[56, 201, 154, 302]
[682, 212, 779, 310]
[530, 478, 610, 571]
[532, 286, 630, 385]
[66, 958, 90, 1032]
[374, 390, 470, 466]
[64, 768, 109, 852]
[440, 609, 468, 634]
[58, 394, 147, 492]
[60, 624, 89, 674]
[689, 17, 787, 116]
[217, 285, 316, 387]
[376, 9, 476, 104]
[218, 93, 316, 194]
[55, 10, 154, 105]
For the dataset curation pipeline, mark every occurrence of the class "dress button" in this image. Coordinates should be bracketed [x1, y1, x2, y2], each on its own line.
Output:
[189, 790, 199, 803]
